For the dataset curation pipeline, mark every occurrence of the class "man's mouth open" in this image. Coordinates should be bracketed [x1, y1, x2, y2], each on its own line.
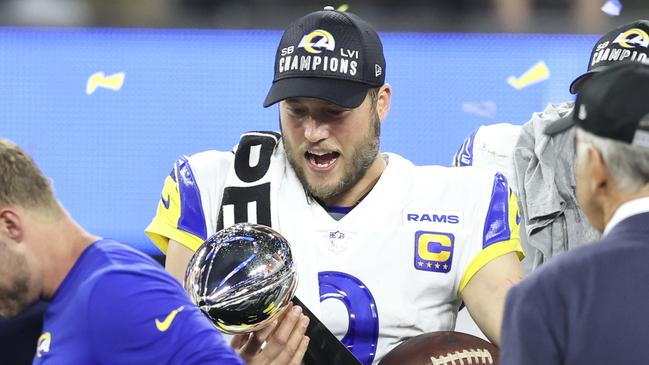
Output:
[305, 150, 339, 171]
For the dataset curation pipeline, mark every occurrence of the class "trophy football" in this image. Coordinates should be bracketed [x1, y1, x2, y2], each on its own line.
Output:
[184, 223, 298, 334]
[185, 222, 361, 365]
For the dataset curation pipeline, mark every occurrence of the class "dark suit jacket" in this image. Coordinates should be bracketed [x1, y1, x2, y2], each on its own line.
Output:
[500, 211, 649, 365]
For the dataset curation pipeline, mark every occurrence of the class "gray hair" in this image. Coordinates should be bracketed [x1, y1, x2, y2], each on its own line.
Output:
[576, 128, 649, 193]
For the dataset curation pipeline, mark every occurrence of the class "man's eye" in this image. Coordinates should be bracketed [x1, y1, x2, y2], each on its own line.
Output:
[289, 108, 306, 116]
[326, 109, 346, 116]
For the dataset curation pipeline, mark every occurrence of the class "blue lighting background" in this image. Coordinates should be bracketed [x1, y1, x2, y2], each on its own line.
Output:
[0, 28, 597, 254]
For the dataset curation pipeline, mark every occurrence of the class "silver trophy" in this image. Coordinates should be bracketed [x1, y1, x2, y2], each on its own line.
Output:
[184, 223, 298, 334]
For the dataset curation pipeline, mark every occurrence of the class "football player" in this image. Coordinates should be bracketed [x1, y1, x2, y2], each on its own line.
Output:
[146, 7, 524, 365]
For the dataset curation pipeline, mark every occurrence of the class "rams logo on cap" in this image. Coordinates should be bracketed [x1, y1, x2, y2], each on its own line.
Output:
[613, 28, 649, 49]
[298, 29, 335, 54]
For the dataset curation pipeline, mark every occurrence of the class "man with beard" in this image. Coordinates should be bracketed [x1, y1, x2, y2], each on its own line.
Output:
[146, 7, 524, 365]
[0, 139, 309, 364]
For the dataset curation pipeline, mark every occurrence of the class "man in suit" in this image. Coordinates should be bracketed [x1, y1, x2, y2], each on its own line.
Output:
[500, 62, 649, 364]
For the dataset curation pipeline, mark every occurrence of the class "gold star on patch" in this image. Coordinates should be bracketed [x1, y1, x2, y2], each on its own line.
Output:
[443, 264, 448, 270]
[435, 263, 440, 269]
[418, 261, 424, 267]
[426, 262, 432, 268]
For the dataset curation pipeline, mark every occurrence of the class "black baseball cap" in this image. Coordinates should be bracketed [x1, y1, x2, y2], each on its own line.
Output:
[263, 6, 386, 108]
[553, 62, 649, 148]
[569, 19, 649, 94]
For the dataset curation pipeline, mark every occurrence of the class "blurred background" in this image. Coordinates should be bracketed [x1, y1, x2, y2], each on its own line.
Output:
[0, 0, 647, 33]
[2, 1, 648, 256]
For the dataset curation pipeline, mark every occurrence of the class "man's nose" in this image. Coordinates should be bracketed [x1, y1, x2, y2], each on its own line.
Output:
[303, 117, 329, 143]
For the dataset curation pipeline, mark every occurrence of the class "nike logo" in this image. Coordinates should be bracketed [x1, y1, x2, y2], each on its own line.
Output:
[155, 306, 184, 332]
[161, 194, 170, 209]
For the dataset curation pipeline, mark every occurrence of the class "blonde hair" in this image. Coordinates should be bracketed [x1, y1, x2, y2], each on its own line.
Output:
[0, 139, 61, 216]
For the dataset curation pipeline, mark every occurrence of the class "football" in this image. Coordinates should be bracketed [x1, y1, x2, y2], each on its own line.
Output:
[378, 331, 499, 365]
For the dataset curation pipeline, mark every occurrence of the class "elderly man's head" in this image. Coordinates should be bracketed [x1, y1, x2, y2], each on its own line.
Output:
[568, 63, 649, 231]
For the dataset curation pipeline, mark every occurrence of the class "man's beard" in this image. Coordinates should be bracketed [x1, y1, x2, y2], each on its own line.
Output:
[0, 252, 31, 319]
[283, 112, 381, 202]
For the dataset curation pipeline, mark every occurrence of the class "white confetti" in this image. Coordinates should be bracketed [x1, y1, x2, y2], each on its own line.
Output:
[462, 101, 497, 119]
[601, 0, 622, 16]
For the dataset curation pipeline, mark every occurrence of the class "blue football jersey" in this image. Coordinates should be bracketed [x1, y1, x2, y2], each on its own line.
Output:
[33, 239, 244, 365]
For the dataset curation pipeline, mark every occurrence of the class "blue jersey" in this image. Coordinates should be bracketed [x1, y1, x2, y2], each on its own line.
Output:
[33, 239, 244, 365]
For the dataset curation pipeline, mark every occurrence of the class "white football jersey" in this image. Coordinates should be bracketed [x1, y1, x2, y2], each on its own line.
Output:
[452, 122, 522, 194]
[147, 137, 522, 365]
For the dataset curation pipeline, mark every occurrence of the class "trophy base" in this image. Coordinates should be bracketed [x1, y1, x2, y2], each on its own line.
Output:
[292, 296, 362, 365]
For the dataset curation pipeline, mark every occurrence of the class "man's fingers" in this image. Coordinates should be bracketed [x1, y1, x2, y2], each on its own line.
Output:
[255, 302, 293, 343]
[274, 305, 304, 343]
[240, 303, 312, 365]
[231, 333, 250, 350]
[289, 336, 310, 365]
[239, 320, 278, 360]
[283, 315, 310, 364]
[238, 303, 291, 360]
[262, 305, 305, 360]
[265, 314, 309, 365]
[254, 317, 280, 343]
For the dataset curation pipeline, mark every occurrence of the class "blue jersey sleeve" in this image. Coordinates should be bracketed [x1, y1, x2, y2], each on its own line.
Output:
[452, 129, 478, 167]
[458, 172, 524, 292]
[86, 268, 244, 365]
[145, 156, 209, 254]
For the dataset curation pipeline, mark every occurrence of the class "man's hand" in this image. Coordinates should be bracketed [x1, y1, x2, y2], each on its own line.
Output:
[232, 303, 310, 365]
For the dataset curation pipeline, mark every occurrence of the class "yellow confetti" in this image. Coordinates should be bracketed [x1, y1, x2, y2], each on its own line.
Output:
[506, 61, 550, 90]
[86, 72, 125, 95]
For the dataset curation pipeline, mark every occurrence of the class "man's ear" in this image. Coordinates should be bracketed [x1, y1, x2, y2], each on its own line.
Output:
[0, 209, 24, 243]
[587, 145, 610, 194]
[376, 83, 392, 123]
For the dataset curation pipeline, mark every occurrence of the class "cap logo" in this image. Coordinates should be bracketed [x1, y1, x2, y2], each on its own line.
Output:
[591, 36, 649, 67]
[297, 29, 335, 54]
[632, 130, 649, 148]
[612, 28, 649, 49]
[578, 104, 588, 120]
[375, 64, 382, 77]
[595, 41, 610, 51]
[631, 115, 649, 149]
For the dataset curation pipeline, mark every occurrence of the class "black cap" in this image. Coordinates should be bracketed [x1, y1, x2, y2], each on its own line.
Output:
[569, 19, 649, 94]
[263, 6, 386, 108]
[553, 62, 649, 148]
